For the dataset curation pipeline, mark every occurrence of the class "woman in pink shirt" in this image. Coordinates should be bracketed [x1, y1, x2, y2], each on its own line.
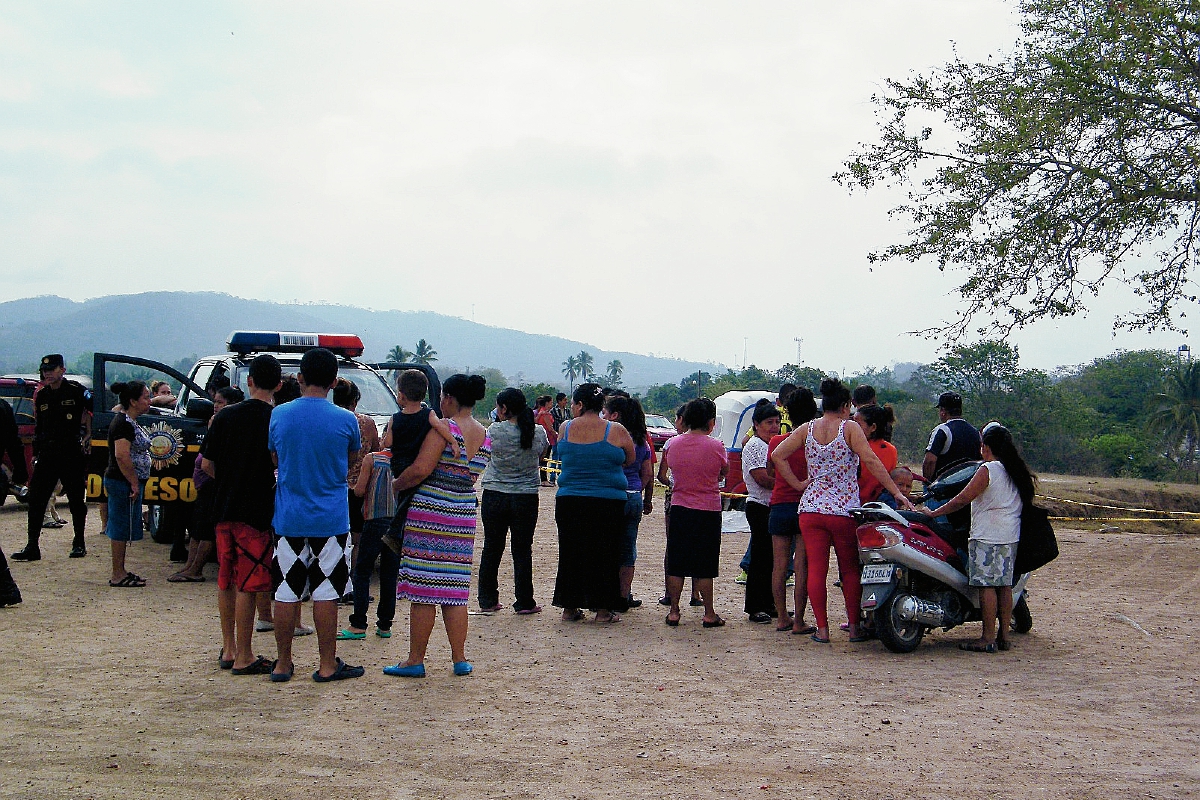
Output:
[656, 398, 728, 628]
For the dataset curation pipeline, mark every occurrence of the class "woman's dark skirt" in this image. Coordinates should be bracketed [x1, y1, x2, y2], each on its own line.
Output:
[665, 505, 721, 578]
[552, 494, 625, 611]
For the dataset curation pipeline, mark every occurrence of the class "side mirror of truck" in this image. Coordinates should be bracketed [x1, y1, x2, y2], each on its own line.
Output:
[185, 397, 214, 422]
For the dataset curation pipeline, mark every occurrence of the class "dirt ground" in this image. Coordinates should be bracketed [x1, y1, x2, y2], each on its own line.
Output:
[0, 488, 1197, 800]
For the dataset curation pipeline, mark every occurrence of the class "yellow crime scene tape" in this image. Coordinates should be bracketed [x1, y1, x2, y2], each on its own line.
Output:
[1038, 494, 1200, 516]
[541, 466, 1199, 523]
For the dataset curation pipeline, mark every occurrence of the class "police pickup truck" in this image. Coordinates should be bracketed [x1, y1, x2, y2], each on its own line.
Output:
[85, 331, 439, 541]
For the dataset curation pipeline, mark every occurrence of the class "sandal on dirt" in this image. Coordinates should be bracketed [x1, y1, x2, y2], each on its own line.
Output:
[336, 629, 366, 640]
[562, 610, 584, 622]
[312, 657, 365, 682]
[167, 573, 205, 583]
[959, 641, 997, 653]
[791, 624, 818, 635]
[218, 650, 234, 670]
[232, 656, 275, 676]
[996, 639, 1012, 651]
[665, 613, 680, 627]
[109, 573, 146, 588]
[269, 662, 294, 682]
[701, 616, 726, 628]
[810, 633, 831, 644]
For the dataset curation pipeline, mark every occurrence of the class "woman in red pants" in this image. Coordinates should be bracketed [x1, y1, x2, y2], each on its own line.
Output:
[771, 378, 915, 643]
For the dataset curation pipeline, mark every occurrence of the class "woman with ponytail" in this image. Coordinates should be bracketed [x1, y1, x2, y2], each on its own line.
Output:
[919, 423, 1035, 653]
[772, 378, 915, 643]
[477, 387, 548, 614]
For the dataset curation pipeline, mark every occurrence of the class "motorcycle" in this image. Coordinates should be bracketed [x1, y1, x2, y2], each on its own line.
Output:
[852, 461, 1032, 653]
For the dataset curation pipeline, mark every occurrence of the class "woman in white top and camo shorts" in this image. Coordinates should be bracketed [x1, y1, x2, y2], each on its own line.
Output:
[919, 423, 1036, 653]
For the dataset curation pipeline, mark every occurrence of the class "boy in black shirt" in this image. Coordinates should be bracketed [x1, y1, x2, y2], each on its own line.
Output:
[202, 355, 283, 675]
[382, 370, 455, 554]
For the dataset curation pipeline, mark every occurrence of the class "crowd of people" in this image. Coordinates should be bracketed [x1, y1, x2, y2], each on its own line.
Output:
[0, 350, 1035, 668]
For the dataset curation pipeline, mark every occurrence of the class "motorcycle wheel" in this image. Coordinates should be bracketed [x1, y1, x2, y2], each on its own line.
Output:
[875, 594, 926, 653]
[1011, 595, 1033, 634]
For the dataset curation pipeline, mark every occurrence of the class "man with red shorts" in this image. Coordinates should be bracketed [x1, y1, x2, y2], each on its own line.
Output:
[202, 354, 283, 676]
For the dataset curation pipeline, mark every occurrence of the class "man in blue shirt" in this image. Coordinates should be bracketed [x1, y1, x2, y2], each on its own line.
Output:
[267, 348, 364, 683]
[923, 392, 982, 481]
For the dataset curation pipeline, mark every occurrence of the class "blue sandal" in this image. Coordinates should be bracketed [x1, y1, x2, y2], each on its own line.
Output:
[383, 662, 426, 678]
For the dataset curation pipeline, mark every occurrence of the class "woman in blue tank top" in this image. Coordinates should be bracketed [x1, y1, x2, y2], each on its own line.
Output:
[552, 383, 636, 623]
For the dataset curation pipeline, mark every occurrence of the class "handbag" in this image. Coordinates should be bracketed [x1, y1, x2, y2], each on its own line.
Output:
[1014, 502, 1058, 574]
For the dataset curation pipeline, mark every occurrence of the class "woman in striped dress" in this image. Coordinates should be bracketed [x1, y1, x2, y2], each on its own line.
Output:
[385, 374, 492, 678]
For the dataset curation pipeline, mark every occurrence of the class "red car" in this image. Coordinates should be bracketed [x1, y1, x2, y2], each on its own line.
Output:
[645, 414, 678, 451]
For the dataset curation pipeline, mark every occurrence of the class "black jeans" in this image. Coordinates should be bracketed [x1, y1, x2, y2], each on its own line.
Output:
[26, 448, 88, 546]
[478, 490, 539, 611]
[743, 501, 775, 616]
[348, 518, 399, 630]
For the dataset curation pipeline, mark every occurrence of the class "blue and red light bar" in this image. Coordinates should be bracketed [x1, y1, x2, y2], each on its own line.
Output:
[227, 331, 365, 358]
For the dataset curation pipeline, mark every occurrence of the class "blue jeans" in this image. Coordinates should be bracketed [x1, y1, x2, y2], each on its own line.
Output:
[479, 490, 539, 611]
[620, 491, 642, 568]
[349, 517, 399, 630]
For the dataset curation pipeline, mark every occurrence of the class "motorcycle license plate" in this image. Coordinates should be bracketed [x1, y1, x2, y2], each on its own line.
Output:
[860, 564, 895, 584]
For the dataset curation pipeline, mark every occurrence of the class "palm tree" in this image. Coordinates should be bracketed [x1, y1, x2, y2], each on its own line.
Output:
[1147, 360, 1200, 469]
[605, 359, 624, 388]
[413, 339, 438, 366]
[577, 350, 595, 381]
[562, 355, 580, 392]
[387, 344, 413, 364]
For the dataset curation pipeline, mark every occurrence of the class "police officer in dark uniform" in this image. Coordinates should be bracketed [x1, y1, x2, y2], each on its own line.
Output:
[1, 395, 29, 604]
[13, 354, 92, 561]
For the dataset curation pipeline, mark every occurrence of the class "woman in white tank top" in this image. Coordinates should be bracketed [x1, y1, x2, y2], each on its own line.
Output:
[771, 379, 915, 643]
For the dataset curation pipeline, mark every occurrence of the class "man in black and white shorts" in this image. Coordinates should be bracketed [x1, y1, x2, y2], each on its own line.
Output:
[267, 347, 364, 683]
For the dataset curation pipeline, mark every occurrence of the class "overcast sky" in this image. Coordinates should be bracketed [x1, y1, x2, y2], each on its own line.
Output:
[2, 1, 1190, 375]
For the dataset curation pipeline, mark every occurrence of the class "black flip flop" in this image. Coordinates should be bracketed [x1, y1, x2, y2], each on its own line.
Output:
[312, 657, 366, 682]
[232, 656, 275, 675]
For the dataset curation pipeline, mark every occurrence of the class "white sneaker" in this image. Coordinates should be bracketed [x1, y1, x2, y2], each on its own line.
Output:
[254, 620, 275, 632]
[293, 624, 315, 637]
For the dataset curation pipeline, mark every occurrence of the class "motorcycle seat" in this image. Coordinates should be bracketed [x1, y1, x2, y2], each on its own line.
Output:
[896, 510, 954, 537]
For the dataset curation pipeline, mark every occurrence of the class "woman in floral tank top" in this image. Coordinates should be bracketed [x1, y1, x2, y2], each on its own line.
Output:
[770, 379, 915, 644]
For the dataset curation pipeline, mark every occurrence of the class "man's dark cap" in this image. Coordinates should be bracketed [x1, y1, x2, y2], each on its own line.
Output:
[40, 354, 65, 372]
[935, 391, 963, 412]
